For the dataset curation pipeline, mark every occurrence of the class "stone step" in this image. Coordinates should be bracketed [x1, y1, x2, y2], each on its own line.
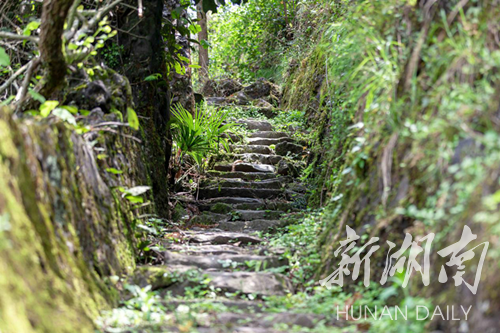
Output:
[234, 153, 283, 165]
[198, 197, 295, 213]
[165, 243, 255, 255]
[230, 144, 273, 154]
[207, 171, 278, 181]
[184, 231, 263, 245]
[190, 212, 228, 225]
[201, 178, 284, 190]
[197, 312, 326, 330]
[236, 119, 273, 131]
[221, 132, 245, 143]
[247, 137, 292, 146]
[163, 298, 267, 312]
[163, 269, 292, 297]
[217, 219, 286, 233]
[234, 210, 284, 221]
[214, 163, 275, 173]
[198, 327, 285, 333]
[198, 187, 283, 200]
[249, 131, 289, 139]
[163, 252, 288, 271]
[205, 271, 293, 296]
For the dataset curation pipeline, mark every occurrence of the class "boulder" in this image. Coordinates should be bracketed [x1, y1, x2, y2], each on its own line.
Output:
[202, 78, 243, 97]
[243, 78, 281, 100]
[275, 141, 304, 156]
[236, 119, 273, 131]
[277, 160, 299, 177]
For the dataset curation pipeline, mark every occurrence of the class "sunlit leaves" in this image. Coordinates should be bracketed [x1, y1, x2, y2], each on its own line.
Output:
[0, 47, 10, 67]
[23, 21, 40, 36]
[39, 101, 59, 117]
[144, 73, 162, 81]
[127, 107, 140, 130]
[106, 168, 123, 174]
[52, 108, 76, 125]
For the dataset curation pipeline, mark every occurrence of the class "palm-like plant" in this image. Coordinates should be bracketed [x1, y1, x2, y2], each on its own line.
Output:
[170, 103, 236, 166]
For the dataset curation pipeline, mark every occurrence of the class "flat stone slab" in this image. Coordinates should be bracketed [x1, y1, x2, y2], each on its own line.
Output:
[199, 197, 264, 205]
[208, 312, 323, 329]
[207, 171, 277, 180]
[197, 197, 295, 213]
[214, 163, 275, 173]
[202, 178, 283, 190]
[235, 153, 283, 165]
[206, 271, 293, 296]
[247, 137, 292, 146]
[235, 210, 283, 221]
[217, 219, 286, 232]
[164, 252, 287, 270]
[230, 145, 273, 154]
[165, 244, 253, 255]
[197, 197, 265, 212]
[236, 119, 273, 131]
[163, 298, 267, 312]
[249, 131, 289, 139]
[198, 187, 283, 200]
[185, 231, 263, 245]
[190, 212, 229, 225]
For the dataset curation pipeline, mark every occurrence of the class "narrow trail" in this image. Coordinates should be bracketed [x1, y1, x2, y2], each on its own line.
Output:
[121, 112, 346, 332]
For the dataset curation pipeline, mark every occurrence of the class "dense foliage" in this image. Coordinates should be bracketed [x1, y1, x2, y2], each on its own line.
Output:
[207, 0, 299, 82]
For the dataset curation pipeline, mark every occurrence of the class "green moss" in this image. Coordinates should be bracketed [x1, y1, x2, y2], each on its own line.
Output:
[210, 202, 232, 214]
[0, 105, 152, 332]
[172, 203, 188, 221]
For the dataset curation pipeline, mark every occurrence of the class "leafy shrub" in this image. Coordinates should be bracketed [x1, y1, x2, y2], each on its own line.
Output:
[170, 103, 236, 166]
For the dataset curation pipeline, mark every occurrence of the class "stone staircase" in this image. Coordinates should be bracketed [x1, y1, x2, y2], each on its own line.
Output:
[123, 116, 344, 332]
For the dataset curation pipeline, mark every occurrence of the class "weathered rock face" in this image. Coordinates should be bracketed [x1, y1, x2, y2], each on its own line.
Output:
[199, 78, 281, 110]
[243, 78, 281, 103]
[202, 78, 243, 97]
[275, 141, 304, 156]
[0, 106, 156, 332]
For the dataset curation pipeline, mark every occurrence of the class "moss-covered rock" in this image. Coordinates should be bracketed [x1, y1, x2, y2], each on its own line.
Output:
[0, 105, 157, 332]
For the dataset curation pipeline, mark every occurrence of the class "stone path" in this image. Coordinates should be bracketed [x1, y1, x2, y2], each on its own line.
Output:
[122, 115, 345, 332]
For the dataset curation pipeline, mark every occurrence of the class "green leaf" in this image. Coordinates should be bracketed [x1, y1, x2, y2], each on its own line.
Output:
[110, 108, 123, 122]
[39, 101, 59, 117]
[174, 61, 185, 75]
[23, 21, 40, 36]
[189, 23, 202, 34]
[0, 47, 10, 67]
[125, 195, 144, 204]
[52, 108, 77, 125]
[201, 39, 211, 49]
[127, 107, 139, 130]
[60, 105, 78, 114]
[101, 25, 112, 34]
[0, 96, 15, 106]
[28, 90, 46, 103]
[106, 168, 123, 174]
[144, 73, 162, 82]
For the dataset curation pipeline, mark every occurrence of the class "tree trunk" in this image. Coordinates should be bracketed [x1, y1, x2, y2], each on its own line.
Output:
[39, 0, 74, 97]
[117, 0, 171, 216]
[197, 0, 209, 83]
